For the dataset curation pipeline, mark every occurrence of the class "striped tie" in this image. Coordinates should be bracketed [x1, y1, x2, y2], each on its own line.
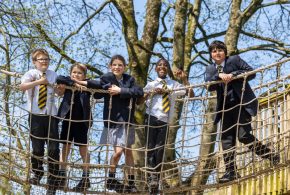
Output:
[217, 64, 223, 73]
[38, 73, 47, 109]
[161, 80, 170, 113]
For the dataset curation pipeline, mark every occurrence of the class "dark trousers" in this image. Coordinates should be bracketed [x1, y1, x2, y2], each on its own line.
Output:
[146, 115, 168, 177]
[221, 101, 271, 172]
[29, 114, 60, 181]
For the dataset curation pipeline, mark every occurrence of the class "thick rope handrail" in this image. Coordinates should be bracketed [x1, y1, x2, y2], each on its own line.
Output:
[1, 57, 290, 93]
[170, 57, 290, 92]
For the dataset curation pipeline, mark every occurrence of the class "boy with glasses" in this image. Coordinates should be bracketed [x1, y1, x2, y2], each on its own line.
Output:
[20, 49, 59, 194]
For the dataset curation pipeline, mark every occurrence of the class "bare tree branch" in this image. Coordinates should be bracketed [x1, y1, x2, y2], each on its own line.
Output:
[260, 0, 290, 9]
[33, 22, 104, 75]
[62, 0, 112, 50]
[237, 44, 290, 56]
[241, 30, 285, 46]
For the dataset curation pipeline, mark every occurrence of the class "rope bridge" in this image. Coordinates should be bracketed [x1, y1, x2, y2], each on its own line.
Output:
[0, 58, 290, 194]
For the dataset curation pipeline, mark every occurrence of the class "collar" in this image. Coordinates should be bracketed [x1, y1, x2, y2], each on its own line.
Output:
[116, 76, 123, 83]
[35, 69, 47, 76]
[156, 77, 168, 82]
[215, 60, 225, 68]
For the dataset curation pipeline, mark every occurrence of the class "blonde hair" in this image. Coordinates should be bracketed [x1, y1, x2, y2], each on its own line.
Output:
[31, 49, 50, 61]
[70, 62, 87, 75]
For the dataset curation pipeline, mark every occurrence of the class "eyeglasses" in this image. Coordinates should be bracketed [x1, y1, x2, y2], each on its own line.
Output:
[36, 58, 50, 62]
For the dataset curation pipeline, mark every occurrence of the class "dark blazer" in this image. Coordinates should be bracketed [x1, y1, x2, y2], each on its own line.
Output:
[205, 55, 258, 124]
[56, 76, 93, 128]
[87, 72, 144, 128]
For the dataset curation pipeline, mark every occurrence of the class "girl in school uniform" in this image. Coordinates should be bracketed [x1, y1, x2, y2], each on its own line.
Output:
[74, 55, 143, 193]
[56, 63, 92, 192]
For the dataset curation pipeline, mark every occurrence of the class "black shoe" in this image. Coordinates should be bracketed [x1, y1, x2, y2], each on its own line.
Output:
[57, 171, 66, 189]
[47, 175, 59, 190]
[160, 180, 170, 189]
[56, 179, 66, 190]
[219, 171, 241, 183]
[73, 178, 91, 192]
[106, 178, 125, 192]
[125, 184, 138, 193]
[270, 153, 280, 166]
[58, 178, 66, 189]
[148, 179, 159, 194]
[149, 186, 159, 195]
[46, 187, 56, 195]
[29, 175, 42, 185]
[148, 179, 158, 188]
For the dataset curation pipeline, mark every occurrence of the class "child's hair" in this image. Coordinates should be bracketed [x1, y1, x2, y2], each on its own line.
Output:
[109, 55, 126, 66]
[156, 58, 170, 67]
[209, 40, 227, 57]
[31, 49, 50, 61]
[70, 62, 87, 75]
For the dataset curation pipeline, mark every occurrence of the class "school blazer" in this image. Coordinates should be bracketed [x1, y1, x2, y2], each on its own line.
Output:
[87, 72, 144, 128]
[205, 55, 258, 124]
[56, 76, 93, 128]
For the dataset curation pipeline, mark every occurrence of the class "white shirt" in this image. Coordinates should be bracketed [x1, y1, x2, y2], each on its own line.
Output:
[21, 69, 58, 115]
[144, 77, 186, 123]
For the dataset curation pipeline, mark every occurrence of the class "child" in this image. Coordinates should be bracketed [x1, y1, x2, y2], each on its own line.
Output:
[205, 40, 279, 183]
[75, 55, 144, 193]
[56, 63, 92, 191]
[142, 58, 193, 193]
[20, 48, 59, 195]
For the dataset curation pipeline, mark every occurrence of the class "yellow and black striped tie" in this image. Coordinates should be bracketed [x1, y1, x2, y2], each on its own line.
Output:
[38, 73, 47, 109]
[161, 80, 170, 113]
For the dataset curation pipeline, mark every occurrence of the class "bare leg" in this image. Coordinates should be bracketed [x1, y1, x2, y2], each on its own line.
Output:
[124, 148, 134, 175]
[106, 146, 125, 192]
[110, 146, 124, 173]
[73, 144, 91, 190]
[61, 143, 71, 170]
[79, 145, 90, 172]
[124, 147, 137, 192]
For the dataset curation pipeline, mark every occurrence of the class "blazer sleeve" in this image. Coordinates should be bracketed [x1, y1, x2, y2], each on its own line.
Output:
[230, 56, 256, 81]
[56, 75, 74, 86]
[87, 80, 102, 89]
[87, 80, 105, 99]
[205, 65, 220, 91]
[120, 77, 144, 98]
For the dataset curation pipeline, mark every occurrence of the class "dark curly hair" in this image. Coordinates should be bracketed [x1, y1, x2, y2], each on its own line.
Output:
[209, 40, 227, 57]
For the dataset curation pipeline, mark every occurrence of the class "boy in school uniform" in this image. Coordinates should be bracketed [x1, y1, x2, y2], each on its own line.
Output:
[142, 58, 193, 193]
[20, 49, 59, 194]
[205, 40, 280, 183]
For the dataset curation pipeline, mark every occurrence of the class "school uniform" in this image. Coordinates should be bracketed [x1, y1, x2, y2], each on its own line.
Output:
[205, 55, 273, 181]
[87, 72, 143, 147]
[143, 77, 186, 174]
[56, 76, 93, 146]
[21, 69, 59, 181]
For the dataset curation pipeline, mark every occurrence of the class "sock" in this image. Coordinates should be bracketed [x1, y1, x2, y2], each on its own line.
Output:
[82, 171, 90, 177]
[128, 175, 135, 185]
[59, 169, 66, 176]
[108, 172, 116, 179]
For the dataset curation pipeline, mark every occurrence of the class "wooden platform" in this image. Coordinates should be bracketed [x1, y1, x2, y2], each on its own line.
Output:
[204, 165, 290, 195]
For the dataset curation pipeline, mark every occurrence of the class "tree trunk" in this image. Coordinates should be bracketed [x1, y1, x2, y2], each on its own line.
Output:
[189, 94, 217, 194]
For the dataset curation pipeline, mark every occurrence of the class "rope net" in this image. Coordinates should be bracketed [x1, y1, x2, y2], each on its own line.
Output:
[0, 58, 290, 194]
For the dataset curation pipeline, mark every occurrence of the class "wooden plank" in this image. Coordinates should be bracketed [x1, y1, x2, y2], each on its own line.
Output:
[252, 177, 256, 195]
